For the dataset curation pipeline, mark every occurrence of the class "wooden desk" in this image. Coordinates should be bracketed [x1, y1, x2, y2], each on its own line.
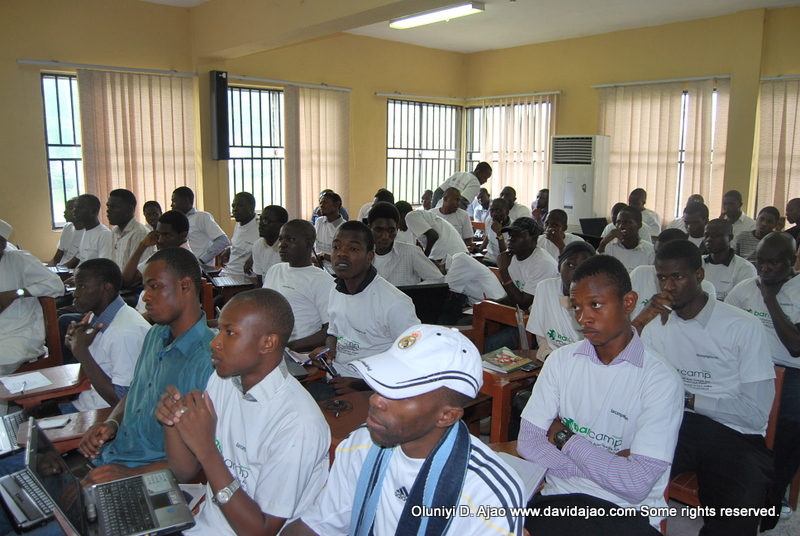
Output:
[299, 365, 326, 385]
[16, 407, 113, 453]
[0, 364, 90, 408]
[480, 354, 542, 444]
[318, 391, 372, 462]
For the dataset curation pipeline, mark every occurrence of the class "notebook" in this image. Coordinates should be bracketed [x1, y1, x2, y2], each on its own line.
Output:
[1, 419, 195, 536]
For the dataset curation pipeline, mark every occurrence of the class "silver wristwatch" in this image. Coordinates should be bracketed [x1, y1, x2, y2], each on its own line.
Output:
[212, 478, 241, 506]
[15, 289, 24, 298]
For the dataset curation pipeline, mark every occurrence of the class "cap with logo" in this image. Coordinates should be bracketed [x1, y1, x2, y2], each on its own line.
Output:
[348, 324, 483, 400]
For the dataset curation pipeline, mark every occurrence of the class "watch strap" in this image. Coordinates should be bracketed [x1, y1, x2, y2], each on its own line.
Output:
[212, 478, 241, 505]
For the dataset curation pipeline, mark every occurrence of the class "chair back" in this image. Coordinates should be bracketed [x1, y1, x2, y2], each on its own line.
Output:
[16, 297, 64, 373]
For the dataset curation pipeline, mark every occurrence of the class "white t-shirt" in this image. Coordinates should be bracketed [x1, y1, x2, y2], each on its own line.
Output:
[726, 276, 800, 370]
[56, 223, 82, 264]
[77, 224, 113, 265]
[630, 265, 716, 317]
[356, 201, 373, 223]
[640, 297, 775, 435]
[300, 426, 525, 536]
[641, 208, 662, 238]
[728, 213, 757, 237]
[436, 171, 481, 206]
[445, 253, 505, 306]
[404, 210, 468, 261]
[372, 241, 444, 287]
[601, 223, 652, 244]
[220, 217, 259, 277]
[428, 207, 473, 241]
[666, 217, 686, 232]
[263, 263, 335, 342]
[395, 228, 415, 245]
[468, 199, 490, 223]
[186, 209, 229, 264]
[314, 216, 345, 266]
[526, 277, 581, 350]
[521, 337, 683, 525]
[536, 233, 584, 261]
[602, 240, 655, 273]
[507, 247, 558, 298]
[702, 252, 757, 301]
[327, 273, 420, 378]
[74, 304, 150, 411]
[186, 367, 330, 535]
[251, 238, 281, 280]
[508, 202, 530, 222]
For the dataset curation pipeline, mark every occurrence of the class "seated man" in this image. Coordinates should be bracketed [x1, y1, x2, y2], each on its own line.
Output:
[142, 200, 162, 231]
[526, 241, 595, 361]
[480, 198, 510, 266]
[602, 202, 652, 244]
[732, 205, 780, 265]
[107, 189, 150, 271]
[248, 205, 288, 286]
[666, 194, 704, 232]
[537, 208, 584, 260]
[519, 255, 683, 535]
[499, 186, 531, 222]
[309, 221, 419, 400]
[285, 324, 525, 536]
[638, 240, 775, 536]
[0, 219, 64, 374]
[220, 192, 259, 278]
[171, 186, 230, 266]
[702, 218, 756, 301]
[263, 220, 335, 352]
[156, 289, 330, 535]
[429, 187, 474, 249]
[784, 197, 800, 242]
[721, 189, 756, 237]
[47, 197, 83, 266]
[628, 188, 662, 240]
[531, 188, 549, 227]
[65, 259, 150, 412]
[368, 202, 444, 287]
[725, 232, 800, 527]
[495, 217, 557, 311]
[468, 187, 490, 222]
[598, 205, 655, 273]
[122, 209, 192, 288]
[356, 188, 394, 223]
[399, 201, 468, 263]
[680, 201, 709, 253]
[67, 194, 113, 268]
[419, 189, 433, 212]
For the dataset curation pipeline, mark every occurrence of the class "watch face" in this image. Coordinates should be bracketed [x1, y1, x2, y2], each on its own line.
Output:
[217, 490, 231, 504]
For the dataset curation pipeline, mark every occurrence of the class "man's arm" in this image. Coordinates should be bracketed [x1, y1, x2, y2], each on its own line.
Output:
[200, 234, 232, 265]
[288, 324, 329, 353]
[410, 247, 446, 283]
[691, 378, 774, 432]
[47, 249, 65, 267]
[155, 386, 203, 481]
[422, 229, 439, 258]
[494, 252, 533, 310]
[121, 233, 158, 287]
[78, 394, 128, 459]
[65, 320, 120, 407]
[282, 521, 320, 536]
[759, 280, 800, 356]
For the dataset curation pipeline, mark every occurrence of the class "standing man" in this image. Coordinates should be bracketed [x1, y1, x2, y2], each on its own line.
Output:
[598, 205, 655, 273]
[106, 189, 150, 271]
[219, 192, 259, 278]
[499, 186, 531, 222]
[720, 190, 757, 237]
[531, 188, 549, 227]
[309, 222, 419, 400]
[264, 220, 335, 352]
[47, 197, 83, 267]
[519, 255, 683, 534]
[0, 220, 64, 374]
[156, 289, 330, 535]
[171, 186, 231, 266]
[628, 188, 662, 240]
[702, 219, 756, 301]
[725, 232, 800, 526]
[68, 194, 113, 268]
[314, 190, 345, 268]
[66, 258, 150, 412]
[432, 162, 492, 210]
[638, 240, 775, 536]
[429, 187, 474, 248]
[286, 325, 525, 536]
[248, 205, 288, 286]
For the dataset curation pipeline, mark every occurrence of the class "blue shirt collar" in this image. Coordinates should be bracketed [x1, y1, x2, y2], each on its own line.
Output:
[159, 314, 210, 354]
[90, 296, 126, 333]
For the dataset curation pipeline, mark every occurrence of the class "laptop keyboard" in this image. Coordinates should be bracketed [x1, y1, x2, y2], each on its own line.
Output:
[6, 411, 25, 441]
[98, 480, 155, 536]
[15, 471, 54, 516]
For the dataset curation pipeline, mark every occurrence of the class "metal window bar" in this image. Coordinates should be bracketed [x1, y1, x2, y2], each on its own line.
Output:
[227, 87, 285, 209]
[386, 99, 461, 204]
[41, 74, 83, 229]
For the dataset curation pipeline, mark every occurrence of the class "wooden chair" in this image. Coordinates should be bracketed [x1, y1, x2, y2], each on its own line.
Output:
[472, 221, 486, 232]
[201, 282, 215, 320]
[668, 365, 786, 506]
[16, 297, 64, 373]
[470, 300, 531, 353]
[488, 266, 502, 282]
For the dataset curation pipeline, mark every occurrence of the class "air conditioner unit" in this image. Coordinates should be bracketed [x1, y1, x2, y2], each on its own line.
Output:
[549, 135, 610, 230]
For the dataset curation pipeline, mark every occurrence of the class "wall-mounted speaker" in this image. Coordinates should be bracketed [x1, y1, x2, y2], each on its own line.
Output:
[210, 70, 229, 161]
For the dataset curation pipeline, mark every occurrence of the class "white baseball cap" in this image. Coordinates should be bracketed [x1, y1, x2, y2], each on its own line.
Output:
[0, 220, 13, 241]
[348, 324, 483, 399]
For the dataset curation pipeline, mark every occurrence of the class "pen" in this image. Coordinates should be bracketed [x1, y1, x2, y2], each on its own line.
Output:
[20, 381, 26, 394]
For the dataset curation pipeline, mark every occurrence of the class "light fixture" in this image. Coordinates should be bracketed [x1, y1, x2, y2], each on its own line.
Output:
[389, 2, 485, 30]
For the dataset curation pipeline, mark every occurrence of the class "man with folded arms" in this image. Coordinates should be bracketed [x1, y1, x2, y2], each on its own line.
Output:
[285, 324, 525, 536]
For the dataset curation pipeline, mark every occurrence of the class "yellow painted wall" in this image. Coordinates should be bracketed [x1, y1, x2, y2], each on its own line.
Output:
[0, 0, 193, 258]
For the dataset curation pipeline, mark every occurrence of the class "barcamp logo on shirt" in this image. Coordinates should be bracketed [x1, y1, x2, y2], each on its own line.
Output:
[547, 329, 571, 343]
[562, 417, 623, 451]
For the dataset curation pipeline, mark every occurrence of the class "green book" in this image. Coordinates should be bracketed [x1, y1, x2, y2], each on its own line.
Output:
[481, 346, 533, 373]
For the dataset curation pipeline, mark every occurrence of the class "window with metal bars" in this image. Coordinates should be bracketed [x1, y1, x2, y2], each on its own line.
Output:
[228, 87, 285, 209]
[41, 74, 83, 228]
[386, 99, 462, 204]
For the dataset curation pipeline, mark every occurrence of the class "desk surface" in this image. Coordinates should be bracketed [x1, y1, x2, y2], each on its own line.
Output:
[16, 407, 113, 452]
[319, 391, 372, 455]
[0, 364, 86, 405]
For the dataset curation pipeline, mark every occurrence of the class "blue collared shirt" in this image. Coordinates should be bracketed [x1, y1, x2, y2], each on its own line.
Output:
[100, 315, 215, 467]
[91, 296, 125, 333]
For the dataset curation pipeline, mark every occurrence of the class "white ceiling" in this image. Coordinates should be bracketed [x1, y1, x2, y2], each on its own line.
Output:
[346, 0, 800, 54]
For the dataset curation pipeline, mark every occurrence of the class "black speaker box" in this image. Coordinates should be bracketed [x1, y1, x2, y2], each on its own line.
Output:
[210, 70, 229, 161]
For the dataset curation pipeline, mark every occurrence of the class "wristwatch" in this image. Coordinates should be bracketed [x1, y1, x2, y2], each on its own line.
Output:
[553, 427, 574, 451]
[15, 289, 24, 298]
[212, 478, 241, 506]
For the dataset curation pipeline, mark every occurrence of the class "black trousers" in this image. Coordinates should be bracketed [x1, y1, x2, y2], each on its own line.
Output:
[671, 411, 774, 536]
[524, 493, 660, 536]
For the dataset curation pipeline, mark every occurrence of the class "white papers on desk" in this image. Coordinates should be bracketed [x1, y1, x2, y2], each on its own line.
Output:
[286, 349, 312, 365]
[1, 372, 52, 393]
[178, 483, 207, 513]
[496, 452, 547, 501]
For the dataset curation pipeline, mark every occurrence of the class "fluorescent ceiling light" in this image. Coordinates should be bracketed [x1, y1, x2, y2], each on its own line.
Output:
[390, 2, 485, 30]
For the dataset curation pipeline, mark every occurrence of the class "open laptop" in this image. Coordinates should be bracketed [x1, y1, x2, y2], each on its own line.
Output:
[0, 410, 27, 456]
[579, 217, 608, 237]
[397, 283, 450, 324]
[1, 419, 194, 535]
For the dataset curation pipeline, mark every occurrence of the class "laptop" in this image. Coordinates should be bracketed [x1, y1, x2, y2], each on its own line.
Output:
[211, 275, 253, 288]
[0, 410, 27, 456]
[397, 283, 450, 324]
[579, 217, 608, 237]
[1, 419, 194, 535]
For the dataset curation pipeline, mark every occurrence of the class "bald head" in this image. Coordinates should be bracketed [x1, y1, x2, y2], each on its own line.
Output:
[758, 231, 796, 262]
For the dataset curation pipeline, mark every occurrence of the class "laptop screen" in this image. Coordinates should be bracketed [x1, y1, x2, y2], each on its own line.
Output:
[27, 422, 87, 534]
